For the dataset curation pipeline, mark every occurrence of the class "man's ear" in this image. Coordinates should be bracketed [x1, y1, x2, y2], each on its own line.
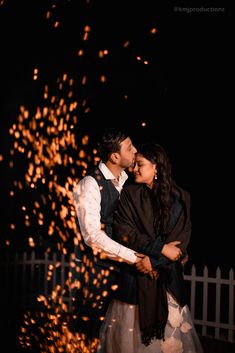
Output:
[110, 152, 119, 163]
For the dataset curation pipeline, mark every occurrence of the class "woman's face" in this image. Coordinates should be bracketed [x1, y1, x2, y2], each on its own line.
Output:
[133, 153, 156, 188]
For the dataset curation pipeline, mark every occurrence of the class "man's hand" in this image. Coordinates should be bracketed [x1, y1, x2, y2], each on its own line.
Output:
[134, 252, 145, 263]
[149, 270, 159, 280]
[161, 241, 182, 261]
[135, 255, 152, 274]
[135, 254, 159, 280]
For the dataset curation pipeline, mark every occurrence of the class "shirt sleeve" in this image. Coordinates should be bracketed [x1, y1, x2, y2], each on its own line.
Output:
[73, 176, 137, 264]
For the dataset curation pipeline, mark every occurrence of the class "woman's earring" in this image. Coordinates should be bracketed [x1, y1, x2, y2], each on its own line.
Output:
[154, 173, 157, 180]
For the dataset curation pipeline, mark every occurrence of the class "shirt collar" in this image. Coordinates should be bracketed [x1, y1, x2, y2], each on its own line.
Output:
[99, 161, 128, 186]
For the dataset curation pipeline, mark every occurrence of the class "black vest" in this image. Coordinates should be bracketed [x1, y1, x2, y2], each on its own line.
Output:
[75, 167, 120, 270]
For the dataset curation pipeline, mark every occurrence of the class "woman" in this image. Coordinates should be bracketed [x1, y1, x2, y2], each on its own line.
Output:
[99, 143, 203, 353]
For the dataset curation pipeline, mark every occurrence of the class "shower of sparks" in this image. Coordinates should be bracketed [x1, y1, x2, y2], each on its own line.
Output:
[17, 251, 119, 352]
[8, 73, 99, 252]
[19, 284, 100, 353]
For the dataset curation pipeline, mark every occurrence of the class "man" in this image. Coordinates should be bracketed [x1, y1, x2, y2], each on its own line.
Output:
[72, 127, 139, 341]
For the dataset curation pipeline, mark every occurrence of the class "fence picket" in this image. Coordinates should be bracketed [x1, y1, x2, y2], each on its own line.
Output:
[202, 266, 208, 337]
[190, 265, 196, 319]
[44, 252, 49, 296]
[229, 269, 234, 342]
[52, 252, 57, 294]
[215, 267, 221, 339]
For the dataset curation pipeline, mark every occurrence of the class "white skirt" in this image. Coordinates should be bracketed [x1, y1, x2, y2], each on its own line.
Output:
[98, 293, 204, 353]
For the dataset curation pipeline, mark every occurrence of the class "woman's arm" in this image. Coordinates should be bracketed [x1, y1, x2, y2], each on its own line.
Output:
[113, 189, 183, 267]
[114, 187, 191, 268]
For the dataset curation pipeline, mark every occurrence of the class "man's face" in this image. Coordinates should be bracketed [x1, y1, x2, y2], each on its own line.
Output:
[118, 137, 137, 169]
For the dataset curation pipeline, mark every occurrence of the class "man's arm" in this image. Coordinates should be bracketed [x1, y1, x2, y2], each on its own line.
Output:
[73, 176, 138, 264]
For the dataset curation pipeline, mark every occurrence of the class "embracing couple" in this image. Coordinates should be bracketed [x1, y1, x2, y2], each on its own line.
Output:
[72, 127, 203, 353]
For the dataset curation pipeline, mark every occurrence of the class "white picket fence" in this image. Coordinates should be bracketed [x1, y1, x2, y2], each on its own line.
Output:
[1, 251, 235, 343]
[184, 265, 235, 342]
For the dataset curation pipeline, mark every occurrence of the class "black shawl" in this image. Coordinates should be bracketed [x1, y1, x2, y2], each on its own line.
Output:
[113, 183, 191, 345]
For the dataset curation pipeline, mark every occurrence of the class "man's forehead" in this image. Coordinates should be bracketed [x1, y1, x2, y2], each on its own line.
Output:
[120, 136, 131, 147]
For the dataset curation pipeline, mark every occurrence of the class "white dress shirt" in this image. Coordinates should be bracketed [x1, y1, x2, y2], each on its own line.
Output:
[73, 161, 137, 264]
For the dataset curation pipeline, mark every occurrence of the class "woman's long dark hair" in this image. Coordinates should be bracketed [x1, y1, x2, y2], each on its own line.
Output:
[137, 143, 176, 234]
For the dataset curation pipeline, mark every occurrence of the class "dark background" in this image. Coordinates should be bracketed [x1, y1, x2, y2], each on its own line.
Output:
[0, 1, 233, 269]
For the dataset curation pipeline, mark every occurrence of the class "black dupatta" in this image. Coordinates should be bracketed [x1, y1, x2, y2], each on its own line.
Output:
[113, 184, 191, 345]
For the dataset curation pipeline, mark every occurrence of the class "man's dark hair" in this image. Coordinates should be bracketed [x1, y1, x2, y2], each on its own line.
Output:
[97, 127, 129, 162]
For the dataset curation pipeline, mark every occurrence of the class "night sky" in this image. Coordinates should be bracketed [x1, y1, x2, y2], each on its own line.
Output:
[0, 1, 233, 268]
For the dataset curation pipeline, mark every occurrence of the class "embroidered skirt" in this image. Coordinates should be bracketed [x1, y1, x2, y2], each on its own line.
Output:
[98, 293, 204, 353]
